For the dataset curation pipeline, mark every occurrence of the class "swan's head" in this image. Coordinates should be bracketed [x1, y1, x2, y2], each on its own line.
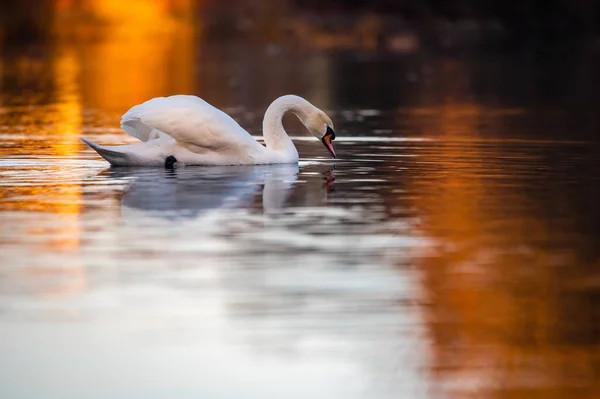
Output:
[302, 109, 336, 158]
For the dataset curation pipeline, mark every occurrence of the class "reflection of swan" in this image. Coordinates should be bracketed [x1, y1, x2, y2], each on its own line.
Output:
[104, 164, 304, 220]
[81, 95, 336, 166]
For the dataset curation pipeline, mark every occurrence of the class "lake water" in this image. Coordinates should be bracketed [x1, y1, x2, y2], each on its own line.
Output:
[1, 31, 599, 399]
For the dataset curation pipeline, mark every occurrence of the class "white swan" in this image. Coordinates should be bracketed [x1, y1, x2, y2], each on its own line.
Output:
[81, 94, 336, 167]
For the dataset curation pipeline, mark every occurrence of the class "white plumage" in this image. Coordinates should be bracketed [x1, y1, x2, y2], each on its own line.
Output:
[81, 94, 336, 167]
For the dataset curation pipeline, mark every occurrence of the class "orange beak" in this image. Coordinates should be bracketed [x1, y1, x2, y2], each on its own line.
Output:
[321, 127, 336, 158]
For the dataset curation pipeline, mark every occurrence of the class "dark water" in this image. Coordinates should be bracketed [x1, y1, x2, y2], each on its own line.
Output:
[1, 26, 600, 399]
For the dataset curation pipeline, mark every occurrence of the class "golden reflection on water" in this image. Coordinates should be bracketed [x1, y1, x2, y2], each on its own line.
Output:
[396, 59, 600, 398]
[0, 43, 85, 297]
[1, 2, 197, 298]
[76, 15, 196, 113]
[52, 47, 82, 155]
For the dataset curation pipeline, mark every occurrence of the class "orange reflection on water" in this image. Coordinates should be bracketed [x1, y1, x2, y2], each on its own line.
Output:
[51, 47, 82, 155]
[0, 45, 86, 297]
[2, 1, 198, 297]
[0, 45, 82, 212]
[402, 60, 600, 398]
[54, 0, 197, 114]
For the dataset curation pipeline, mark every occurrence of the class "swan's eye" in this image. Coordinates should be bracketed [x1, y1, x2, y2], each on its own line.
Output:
[326, 126, 335, 140]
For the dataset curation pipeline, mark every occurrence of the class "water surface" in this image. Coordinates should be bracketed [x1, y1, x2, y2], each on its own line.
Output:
[1, 34, 599, 399]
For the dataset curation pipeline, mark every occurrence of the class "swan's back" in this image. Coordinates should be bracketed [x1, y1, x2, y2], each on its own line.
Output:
[120, 95, 259, 151]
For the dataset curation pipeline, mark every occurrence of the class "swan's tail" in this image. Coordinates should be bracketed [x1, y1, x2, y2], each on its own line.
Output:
[81, 138, 131, 166]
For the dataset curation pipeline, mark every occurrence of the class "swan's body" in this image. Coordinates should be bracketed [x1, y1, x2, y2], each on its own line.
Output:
[81, 95, 335, 166]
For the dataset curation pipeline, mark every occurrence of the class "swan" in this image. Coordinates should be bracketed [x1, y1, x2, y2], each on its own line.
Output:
[81, 94, 336, 167]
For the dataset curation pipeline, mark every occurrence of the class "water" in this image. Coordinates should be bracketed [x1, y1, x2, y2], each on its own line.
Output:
[1, 33, 600, 399]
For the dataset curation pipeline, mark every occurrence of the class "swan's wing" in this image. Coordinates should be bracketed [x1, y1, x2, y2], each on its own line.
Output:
[120, 95, 258, 149]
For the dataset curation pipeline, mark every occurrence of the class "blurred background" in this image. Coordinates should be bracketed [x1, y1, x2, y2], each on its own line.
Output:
[0, 1, 599, 399]
[3, 0, 600, 48]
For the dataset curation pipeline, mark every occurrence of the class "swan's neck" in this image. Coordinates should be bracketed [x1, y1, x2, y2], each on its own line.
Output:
[262, 95, 311, 158]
